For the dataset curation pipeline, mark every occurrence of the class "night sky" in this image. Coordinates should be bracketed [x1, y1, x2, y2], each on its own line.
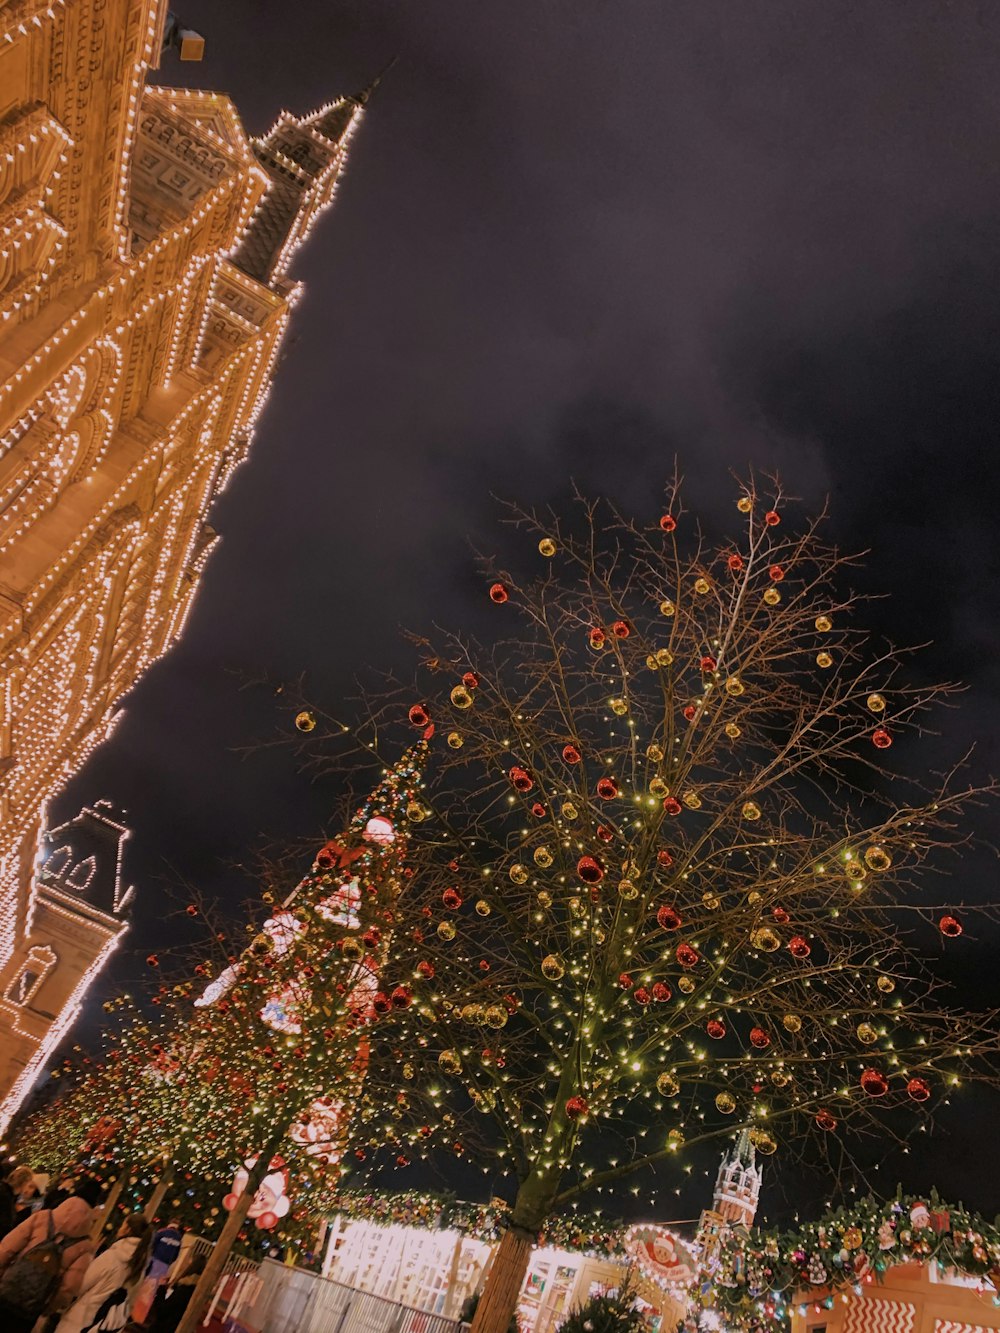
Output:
[55, 1, 1000, 1222]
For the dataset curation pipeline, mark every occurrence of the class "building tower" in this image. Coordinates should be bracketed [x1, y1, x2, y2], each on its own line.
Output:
[697, 1129, 762, 1262]
[0, 803, 133, 1119]
[0, 0, 371, 1128]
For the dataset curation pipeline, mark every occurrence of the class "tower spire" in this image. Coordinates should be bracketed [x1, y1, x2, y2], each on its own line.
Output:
[230, 73, 379, 287]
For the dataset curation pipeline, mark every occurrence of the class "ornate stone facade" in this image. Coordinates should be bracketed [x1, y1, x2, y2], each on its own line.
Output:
[0, 0, 368, 1127]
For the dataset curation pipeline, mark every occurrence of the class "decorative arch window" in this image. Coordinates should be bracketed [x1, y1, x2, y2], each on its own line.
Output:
[66, 855, 97, 892]
[6, 946, 57, 1008]
[43, 846, 71, 877]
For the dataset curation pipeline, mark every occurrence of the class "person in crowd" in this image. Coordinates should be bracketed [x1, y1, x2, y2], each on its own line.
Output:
[0, 1180, 102, 1333]
[148, 1251, 206, 1333]
[132, 1218, 184, 1324]
[0, 1166, 35, 1238]
[41, 1174, 77, 1212]
[11, 1167, 39, 1225]
[55, 1211, 152, 1333]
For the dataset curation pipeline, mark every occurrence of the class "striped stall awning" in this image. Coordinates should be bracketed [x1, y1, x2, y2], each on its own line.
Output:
[935, 1322, 1000, 1333]
[843, 1297, 916, 1333]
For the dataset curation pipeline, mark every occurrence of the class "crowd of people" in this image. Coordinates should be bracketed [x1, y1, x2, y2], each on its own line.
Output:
[0, 1163, 207, 1333]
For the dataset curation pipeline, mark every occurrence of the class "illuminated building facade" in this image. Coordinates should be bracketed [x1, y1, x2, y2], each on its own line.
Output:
[0, 0, 369, 1127]
[698, 1128, 763, 1262]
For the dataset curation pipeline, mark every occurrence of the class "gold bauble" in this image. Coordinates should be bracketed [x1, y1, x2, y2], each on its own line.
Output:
[737, 496, 752, 514]
[750, 1128, 777, 1155]
[438, 1049, 463, 1076]
[763, 587, 781, 606]
[725, 721, 742, 739]
[437, 920, 457, 941]
[407, 802, 426, 822]
[562, 801, 578, 820]
[715, 1091, 737, 1115]
[657, 1072, 680, 1097]
[816, 651, 833, 668]
[450, 685, 473, 710]
[703, 891, 721, 911]
[650, 777, 668, 798]
[541, 954, 565, 981]
[865, 845, 892, 872]
[815, 615, 833, 633]
[537, 891, 553, 910]
[770, 1068, 792, 1087]
[646, 654, 658, 669]
[694, 578, 711, 595]
[725, 676, 745, 697]
[402, 1063, 414, 1080]
[294, 710, 316, 733]
[844, 858, 866, 881]
[461, 1003, 484, 1025]
[660, 599, 676, 617]
[475, 899, 491, 916]
[533, 846, 553, 868]
[538, 537, 557, 557]
[610, 697, 628, 717]
[341, 938, 365, 962]
[683, 790, 702, 809]
[447, 731, 464, 749]
[867, 693, 887, 714]
[618, 879, 638, 900]
[647, 743, 665, 763]
[568, 896, 584, 916]
[655, 648, 674, 666]
[751, 927, 781, 952]
[782, 1013, 802, 1033]
[677, 974, 696, 994]
[509, 863, 529, 884]
[484, 1004, 508, 1030]
[742, 801, 761, 821]
[877, 975, 895, 994]
[667, 1128, 685, 1148]
[856, 1021, 878, 1045]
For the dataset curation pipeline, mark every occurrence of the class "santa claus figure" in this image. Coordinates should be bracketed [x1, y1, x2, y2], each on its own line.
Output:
[223, 1156, 291, 1231]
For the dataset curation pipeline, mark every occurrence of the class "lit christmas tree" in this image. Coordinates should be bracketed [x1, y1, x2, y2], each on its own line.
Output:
[296, 482, 1000, 1333]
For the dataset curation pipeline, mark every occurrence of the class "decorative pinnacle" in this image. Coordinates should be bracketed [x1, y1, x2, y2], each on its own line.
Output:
[353, 55, 399, 106]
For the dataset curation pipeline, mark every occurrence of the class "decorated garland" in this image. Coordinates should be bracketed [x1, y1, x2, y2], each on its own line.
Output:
[703, 1191, 1000, 1332]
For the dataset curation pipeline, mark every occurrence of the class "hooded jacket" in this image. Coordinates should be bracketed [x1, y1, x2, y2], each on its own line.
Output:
[55, 1234, 142, 1333]
[0, 1197, 96, 1306]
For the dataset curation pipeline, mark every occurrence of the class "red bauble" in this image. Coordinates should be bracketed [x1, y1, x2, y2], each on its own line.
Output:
[872, 727, 892, 749]
[815, 1110, 838, 1133]
[939, 914, 963, 937]
[408, 703, 430, 728]
[589, 626, 606, 650]
[727, 553, 744, 573]
[390, 985, 412, 1009]
[788, 935, 811, 959]
[417, 960, 435, 979]
[462, 671, 479, 689]
[531, 802, 546, 818]
[749, 1026, 771, 1049]
[660, 514, 677, 532]
[663, 796, 682, 815]
[656, 905, 682, 931]
[372, 992, 391, 1014]
[676, 943, 700, 968]
[699, 655, 717, 672]
[657, 848, 674, 867]
[769, 564, 785, 581]
[396, 1155, 410, 1167]
[362, 928, 381, 947]
[633, 987, 652, 1006]
[442, 888, 462, 910]
[146, 954, 158, 967]
[860, 1067, 889, 1097]
[222, 1193, 238, 1212]
[612, 619, 631, 638]
[186, 904, 198, 917]
[596, 824, 614, 843]
[577, 856, 604, 884]
[771, 906, 790, 924]
[906, 1076, 931, 1103]
[596, 776, 619, 800]
[707, 1019, 726, 1039]
[509, 765, 533, 792]
[683, 704, 697, 721]
[565, 1095, 589, 1119]
[764, 510, 780, 526]
[618, 972, 633, 989]
[562, 743, 582, 764]
[489, 582, 509, 603]
[651, 981, 672, 1003]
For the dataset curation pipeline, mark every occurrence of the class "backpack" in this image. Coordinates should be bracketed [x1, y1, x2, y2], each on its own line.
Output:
[0, 1212, 70, 1315]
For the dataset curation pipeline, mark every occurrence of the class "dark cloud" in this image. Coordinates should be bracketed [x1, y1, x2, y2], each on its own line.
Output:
[57, 0, 1000, 1216]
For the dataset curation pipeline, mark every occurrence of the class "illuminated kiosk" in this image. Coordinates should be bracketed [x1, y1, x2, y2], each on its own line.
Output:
[790, 1261, 1000, 1333]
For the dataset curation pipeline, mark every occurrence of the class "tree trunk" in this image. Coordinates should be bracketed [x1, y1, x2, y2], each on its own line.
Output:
[143, 1162, 174, 1221]
[468, 1225, 535, 1333]
[174, 1137, 282, 1333]
[90, 1175, 124, 1241]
